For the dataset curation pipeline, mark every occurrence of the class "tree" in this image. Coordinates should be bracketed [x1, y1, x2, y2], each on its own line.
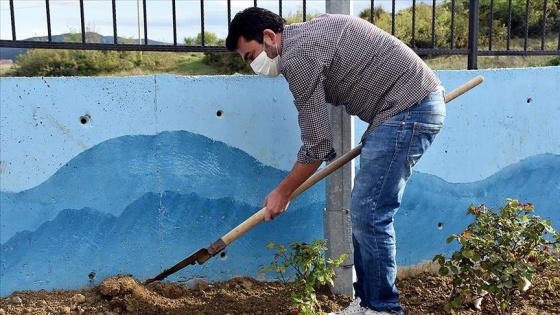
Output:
[475, 0, 559, 37]
[184, 31, 219, 46]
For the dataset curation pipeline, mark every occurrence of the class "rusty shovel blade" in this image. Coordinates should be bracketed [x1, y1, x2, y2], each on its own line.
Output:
[144, 238, 226, 285]
[144, 248, 210, 285]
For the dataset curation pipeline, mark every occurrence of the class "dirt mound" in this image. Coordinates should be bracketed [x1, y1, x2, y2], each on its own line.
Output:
[95, 275, 306, 315]
[98, 276, 186, 313]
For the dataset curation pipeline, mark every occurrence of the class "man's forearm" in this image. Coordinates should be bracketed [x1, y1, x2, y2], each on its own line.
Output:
[276, 160, 323, 199]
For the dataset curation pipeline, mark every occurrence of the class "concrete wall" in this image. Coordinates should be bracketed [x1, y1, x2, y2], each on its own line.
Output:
[1, 67, 559, 296]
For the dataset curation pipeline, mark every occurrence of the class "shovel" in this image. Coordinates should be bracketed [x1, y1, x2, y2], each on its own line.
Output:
[144, 75, 484, 285]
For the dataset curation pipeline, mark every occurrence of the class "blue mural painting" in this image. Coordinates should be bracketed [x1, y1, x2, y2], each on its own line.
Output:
[1, 131, 326, 295]
[1, 68, 559, 296]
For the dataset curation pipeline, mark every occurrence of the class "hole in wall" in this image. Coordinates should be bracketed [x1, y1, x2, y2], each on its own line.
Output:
[437, 222, 444, 229]
[220, 251, 227, 260]
[80, 114, 91, 125]
[216, 110, 224, 118]
[526, 98, 532, 104]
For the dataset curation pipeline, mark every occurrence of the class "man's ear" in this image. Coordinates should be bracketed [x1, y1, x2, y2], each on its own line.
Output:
[262, 29, 277, 45]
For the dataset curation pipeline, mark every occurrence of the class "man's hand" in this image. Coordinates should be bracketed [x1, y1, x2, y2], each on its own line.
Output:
[261, 160, 322, 222]
[263, 188, 291, 221]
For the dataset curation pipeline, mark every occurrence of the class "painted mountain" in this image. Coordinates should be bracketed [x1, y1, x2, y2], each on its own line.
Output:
[0, 130, 323, 243]
[396, 153, 560, 265]
[1, 130, 559, 296]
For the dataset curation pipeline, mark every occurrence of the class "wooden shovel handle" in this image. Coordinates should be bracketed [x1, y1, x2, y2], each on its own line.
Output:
[221, 76, 484, 246]
[221, 207, 266, 246]
[220, 145, 363, 246]
[444, 75, 484, 103]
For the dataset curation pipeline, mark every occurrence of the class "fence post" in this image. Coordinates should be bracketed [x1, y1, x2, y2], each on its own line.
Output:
[325, 0, 355, 297]
[467, 0, 480, 69]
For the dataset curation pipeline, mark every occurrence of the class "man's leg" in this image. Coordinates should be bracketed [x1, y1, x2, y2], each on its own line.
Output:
[351, 88, 446, 314]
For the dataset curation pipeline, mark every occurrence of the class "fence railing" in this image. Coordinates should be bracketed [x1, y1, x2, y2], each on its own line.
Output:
[0, 0, 558, 69]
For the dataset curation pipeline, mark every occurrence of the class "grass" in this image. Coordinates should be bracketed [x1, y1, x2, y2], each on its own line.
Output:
[155, 35, 559, 74]
[173, 53, 221, 75]
[424, 34, 560, 70]
[100, 52, 219, 77]
[397, 261, 440, 279]
[424, 54, 557, 70]
[165, 50, 558, 75]
[1, 34, 557, 77]
[0, 64, 15, 76]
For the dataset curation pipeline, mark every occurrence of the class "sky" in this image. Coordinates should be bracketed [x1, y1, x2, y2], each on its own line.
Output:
[0, 0, 411, 43]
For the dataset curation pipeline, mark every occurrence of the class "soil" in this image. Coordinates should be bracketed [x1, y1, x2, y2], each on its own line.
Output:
[1, 267, 559, 315]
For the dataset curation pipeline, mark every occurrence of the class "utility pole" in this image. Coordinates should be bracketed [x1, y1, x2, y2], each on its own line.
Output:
[137, 0, 141, 45]
[325, 0, 355, 297]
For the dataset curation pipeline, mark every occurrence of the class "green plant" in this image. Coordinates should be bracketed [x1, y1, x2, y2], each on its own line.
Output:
[433, 199, 560, 314]
[184, 31, 219, 46]
[549, 55, 560, 66]
[202, 40, 253, 75]
[10, 47, 183, 77]
[259, 239, 347, 315]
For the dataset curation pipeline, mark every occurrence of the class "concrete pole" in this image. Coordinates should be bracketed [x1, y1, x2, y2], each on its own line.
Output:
[325, 0, 355, 297]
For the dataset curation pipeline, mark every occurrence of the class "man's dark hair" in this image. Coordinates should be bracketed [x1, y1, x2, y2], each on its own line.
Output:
[226, 7, 286, 51]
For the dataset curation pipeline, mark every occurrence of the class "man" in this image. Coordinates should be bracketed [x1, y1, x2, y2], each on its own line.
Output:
[226, 7, 446, 315]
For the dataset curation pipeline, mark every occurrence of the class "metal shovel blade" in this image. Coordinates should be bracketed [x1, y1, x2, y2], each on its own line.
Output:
[144, 238, 226, 284]
[144, 248, 211, 285]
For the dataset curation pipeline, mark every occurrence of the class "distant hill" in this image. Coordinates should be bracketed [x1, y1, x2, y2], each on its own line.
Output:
[0, 32, 174, 61]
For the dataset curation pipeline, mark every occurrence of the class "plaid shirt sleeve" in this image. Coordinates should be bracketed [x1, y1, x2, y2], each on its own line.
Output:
[283, 56, 336, 164]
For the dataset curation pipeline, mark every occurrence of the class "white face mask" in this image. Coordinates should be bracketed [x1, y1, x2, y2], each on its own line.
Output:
[250, 40, 280, 77]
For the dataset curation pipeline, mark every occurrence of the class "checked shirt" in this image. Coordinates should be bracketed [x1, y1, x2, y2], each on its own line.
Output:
[280, 14, 441, 164]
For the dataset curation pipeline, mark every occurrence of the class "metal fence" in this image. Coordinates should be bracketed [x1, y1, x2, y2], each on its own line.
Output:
[0, 0, 559, 69]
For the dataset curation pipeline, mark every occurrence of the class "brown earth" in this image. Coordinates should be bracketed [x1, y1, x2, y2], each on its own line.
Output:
[1, 267, 559, 315]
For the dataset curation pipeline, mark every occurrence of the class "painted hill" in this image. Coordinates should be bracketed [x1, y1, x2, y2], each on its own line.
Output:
[397, 153, 560, 265]
[0, 130, 322, 243]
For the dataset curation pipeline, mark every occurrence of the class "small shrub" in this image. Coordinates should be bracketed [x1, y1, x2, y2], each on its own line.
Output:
[549, 56, 560, 66]
[433, 199, 560, 314]
[203, 51, 253, 75]
[259, 239, 347, 315]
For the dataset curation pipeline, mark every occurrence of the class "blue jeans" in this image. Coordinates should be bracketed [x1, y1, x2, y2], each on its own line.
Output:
[351, 87, 446, 314]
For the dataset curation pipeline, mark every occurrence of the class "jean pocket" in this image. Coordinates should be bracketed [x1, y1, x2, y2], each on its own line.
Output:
[407, 121, 443, 167]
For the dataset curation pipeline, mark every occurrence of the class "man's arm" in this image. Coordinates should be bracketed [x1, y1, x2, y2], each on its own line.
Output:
[263, 160, 322, 221]
[263, 56, 332, 221]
